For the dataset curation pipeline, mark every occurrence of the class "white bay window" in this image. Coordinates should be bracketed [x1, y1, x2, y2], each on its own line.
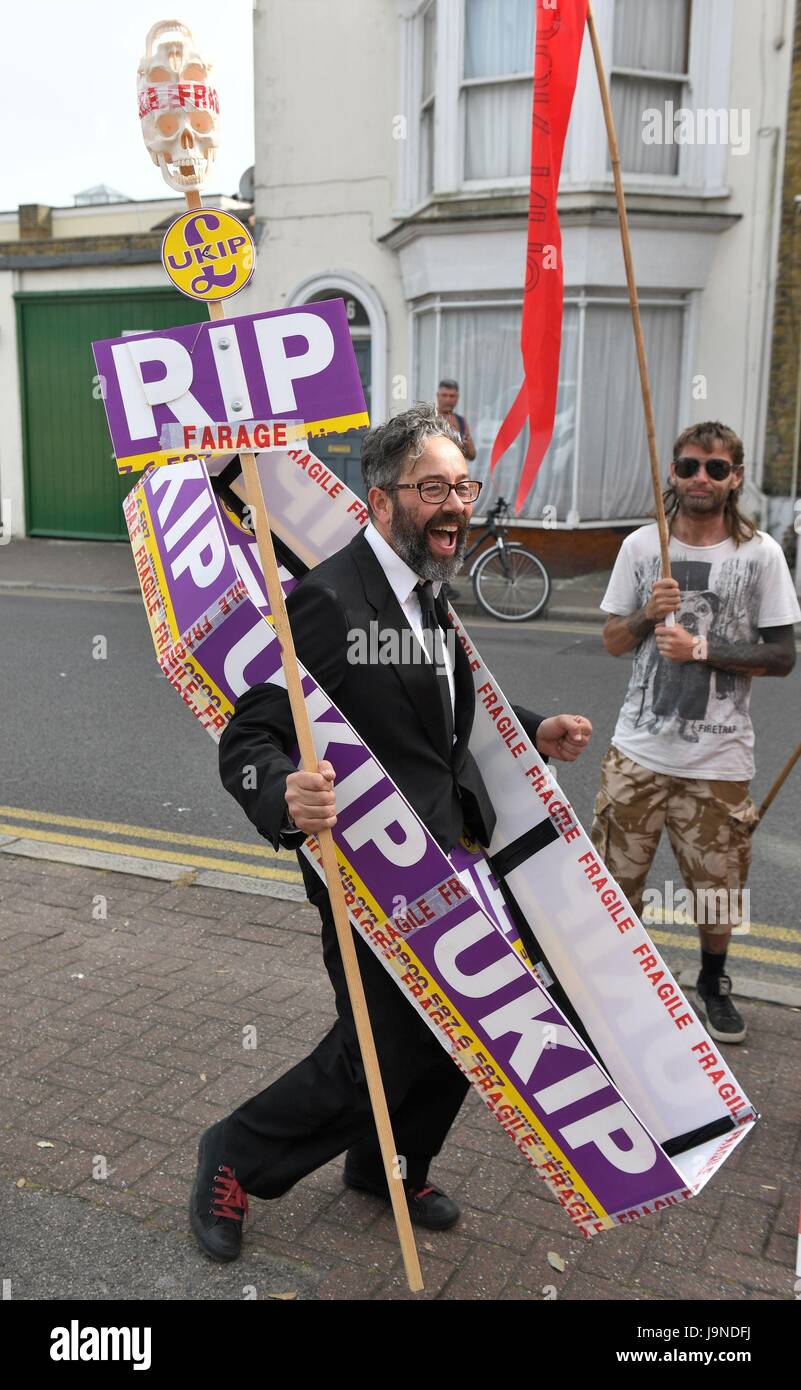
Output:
[462, 0, 534, 181]
[397, 0, 732, 205]
[412, 294, 688, 522]
[610, 0, 691, 177]
[419, 1, 437, 200]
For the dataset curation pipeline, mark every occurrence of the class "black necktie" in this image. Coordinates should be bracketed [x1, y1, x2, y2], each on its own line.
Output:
[416, 580, 454, 748]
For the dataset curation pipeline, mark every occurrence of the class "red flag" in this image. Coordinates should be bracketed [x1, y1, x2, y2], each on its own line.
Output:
[490, 0, 588, 512]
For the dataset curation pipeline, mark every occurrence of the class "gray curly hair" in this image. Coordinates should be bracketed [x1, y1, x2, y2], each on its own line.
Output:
[361, 403, 465, 519]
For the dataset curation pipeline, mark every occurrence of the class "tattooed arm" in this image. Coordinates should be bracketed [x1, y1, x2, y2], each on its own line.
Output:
[706, 625, 797, 677]
[654, 622, 797, 674]
[602, 578, 681, 656]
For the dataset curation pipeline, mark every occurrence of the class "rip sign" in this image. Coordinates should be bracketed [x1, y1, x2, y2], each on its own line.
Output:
[92, 298, 369, 474]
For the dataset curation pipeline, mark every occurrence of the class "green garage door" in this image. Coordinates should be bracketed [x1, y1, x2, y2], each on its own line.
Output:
[16, 287, 205, 539]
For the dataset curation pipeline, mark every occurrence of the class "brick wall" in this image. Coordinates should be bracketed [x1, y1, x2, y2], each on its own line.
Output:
[472, 524, 634, 578]
[764, 1, 801, 496]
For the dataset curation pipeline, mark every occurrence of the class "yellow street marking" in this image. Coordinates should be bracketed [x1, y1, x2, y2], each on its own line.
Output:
[2, 808, 797, 960]
[645, 908, 800, 945]
[0, 805, 296, 864]
[649, 929, 801, 970]
[0, 824, 304, 884]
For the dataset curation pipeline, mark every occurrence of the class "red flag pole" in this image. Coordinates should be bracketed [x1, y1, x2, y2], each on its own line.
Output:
[585, 2, 672, 580]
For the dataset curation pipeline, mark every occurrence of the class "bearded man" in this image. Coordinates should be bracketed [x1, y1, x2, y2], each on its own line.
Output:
[592, 421, 800, 1048]
[190, 403, 592, 1262]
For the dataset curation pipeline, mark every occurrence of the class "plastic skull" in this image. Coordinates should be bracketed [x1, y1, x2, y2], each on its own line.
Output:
[137, 20, 220, 191]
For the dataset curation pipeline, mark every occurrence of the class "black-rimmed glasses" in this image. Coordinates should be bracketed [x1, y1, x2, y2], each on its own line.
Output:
[385, 479, 483, 504]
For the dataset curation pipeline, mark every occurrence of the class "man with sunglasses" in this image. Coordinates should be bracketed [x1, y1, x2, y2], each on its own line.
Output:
[592, 422, 800, 1047]
[190, 404, 592, 1263]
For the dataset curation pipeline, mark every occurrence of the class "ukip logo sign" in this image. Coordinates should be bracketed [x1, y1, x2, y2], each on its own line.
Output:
[161, 208, 256, 301]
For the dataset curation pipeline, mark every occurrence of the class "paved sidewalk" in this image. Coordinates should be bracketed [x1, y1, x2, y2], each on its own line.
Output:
[0, 539, 140, 595]
[0, 537, 609, 622]
[1, 851, 799, 1301]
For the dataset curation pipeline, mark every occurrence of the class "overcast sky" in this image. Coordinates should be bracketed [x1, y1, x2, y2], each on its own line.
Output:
[2, 1, 255, 208]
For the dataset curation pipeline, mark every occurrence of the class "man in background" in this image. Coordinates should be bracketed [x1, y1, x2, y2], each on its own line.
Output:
[591, 421, 799, 1045]
[436, 379, 477, 462]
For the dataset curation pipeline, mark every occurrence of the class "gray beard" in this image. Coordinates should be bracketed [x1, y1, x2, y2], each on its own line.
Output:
[389, 507, 469, 582]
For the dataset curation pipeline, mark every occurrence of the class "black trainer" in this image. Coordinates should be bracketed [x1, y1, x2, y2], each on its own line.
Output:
[344, 1170, 460, 1230]
[695, 972, 747, 1044]
[190, 1120, 249, 1262]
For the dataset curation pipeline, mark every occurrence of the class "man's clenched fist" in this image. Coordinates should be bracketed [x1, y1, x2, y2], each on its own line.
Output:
[535, 714, 593, 762]
[286, 760, 337, 833]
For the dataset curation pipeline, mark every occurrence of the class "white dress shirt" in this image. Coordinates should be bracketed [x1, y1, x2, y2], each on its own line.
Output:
[363, 521, 456, 713]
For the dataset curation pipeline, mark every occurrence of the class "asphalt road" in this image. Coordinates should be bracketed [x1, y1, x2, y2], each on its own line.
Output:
[2, 590, 799, 991]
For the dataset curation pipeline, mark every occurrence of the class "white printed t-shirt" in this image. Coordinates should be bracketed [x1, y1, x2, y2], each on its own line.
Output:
[601, 525, 801, 781]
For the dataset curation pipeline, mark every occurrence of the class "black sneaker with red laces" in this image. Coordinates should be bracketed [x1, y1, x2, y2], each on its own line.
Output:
[696, 972, 747, 1044]
[190, 1120, 249, 1262]
[343, 1169, 460, 1230]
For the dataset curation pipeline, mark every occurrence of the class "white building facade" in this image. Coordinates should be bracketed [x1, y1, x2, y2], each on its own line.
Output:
[246, 0, 796, 546]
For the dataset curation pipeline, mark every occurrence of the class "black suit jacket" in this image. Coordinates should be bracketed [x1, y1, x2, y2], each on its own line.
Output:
[219, 530, 545, 855]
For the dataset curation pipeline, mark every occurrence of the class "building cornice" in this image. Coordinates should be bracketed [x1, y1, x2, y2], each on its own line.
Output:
[0, 233, 162, 271]
[0, 204, 255, 270]
[381, 192, 741, 249]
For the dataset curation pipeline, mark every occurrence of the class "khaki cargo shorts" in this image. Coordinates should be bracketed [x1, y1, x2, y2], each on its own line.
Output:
[589, 745, 758, 933]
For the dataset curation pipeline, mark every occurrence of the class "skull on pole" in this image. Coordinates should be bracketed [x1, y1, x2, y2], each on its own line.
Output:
[137, 20, 220, 192]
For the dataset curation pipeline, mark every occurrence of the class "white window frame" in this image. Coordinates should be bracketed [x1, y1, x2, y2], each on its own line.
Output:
[608, 0, 692, 186]
[418, 0, 437, 203]
[396, 0, 733, 211]
[457, 0, 534, 193]
[576, 0, 732, 193]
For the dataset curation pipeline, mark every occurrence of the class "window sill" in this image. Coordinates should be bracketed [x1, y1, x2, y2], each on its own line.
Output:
[385, 183, 739, 246]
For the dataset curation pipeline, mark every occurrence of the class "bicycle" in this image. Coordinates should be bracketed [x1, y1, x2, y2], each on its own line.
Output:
[452, 497, 551, 622]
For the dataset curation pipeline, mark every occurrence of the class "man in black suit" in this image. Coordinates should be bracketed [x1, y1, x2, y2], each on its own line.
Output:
[190, 404, 592, 1262]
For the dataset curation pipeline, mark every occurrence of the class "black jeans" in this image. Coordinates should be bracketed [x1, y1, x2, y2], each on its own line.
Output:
[222, 858, 469, 1198]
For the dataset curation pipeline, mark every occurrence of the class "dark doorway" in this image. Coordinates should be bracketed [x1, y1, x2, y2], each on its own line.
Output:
[305, 289, 370, 498]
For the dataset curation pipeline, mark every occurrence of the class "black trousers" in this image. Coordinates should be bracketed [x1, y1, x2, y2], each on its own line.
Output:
[223, 857, 470, 1198]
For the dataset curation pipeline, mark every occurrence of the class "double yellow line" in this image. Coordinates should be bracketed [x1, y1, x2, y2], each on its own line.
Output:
[2, 807, 798, 971]
[0, 804, 304, 886]
[645, 909, 801, 972]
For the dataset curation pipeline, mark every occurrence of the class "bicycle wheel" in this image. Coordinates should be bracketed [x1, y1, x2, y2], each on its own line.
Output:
[472, 543, 551, 621]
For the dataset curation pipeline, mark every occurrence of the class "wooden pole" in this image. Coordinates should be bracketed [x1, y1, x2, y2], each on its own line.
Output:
[585, 3, 672, 583]
[751, 737, 801, 831]
[183, 192, 423, 1292]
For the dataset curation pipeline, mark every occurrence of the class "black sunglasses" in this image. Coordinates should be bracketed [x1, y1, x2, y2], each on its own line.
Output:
[673, 456, 741, 482]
